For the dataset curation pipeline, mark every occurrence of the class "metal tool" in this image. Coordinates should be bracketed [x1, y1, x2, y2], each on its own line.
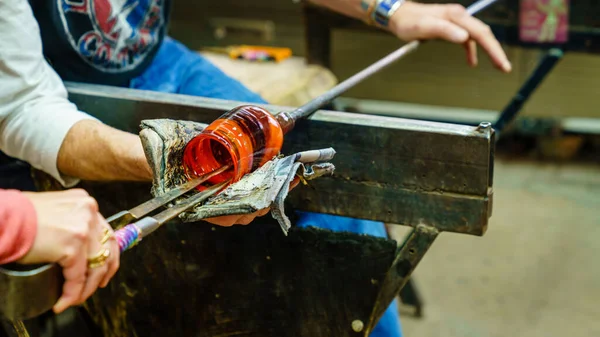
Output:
[107, 164, 231, 228]
[493, 48, 564, 138]
[110, 179, 230, 253]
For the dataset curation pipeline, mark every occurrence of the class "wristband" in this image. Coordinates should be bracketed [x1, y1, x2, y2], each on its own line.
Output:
[372, 0, 406, 27]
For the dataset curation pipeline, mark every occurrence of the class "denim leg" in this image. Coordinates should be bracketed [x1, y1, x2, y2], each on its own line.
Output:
[130, 37, 266, 103]
[0, 152, 37, 191]
[131, 38, 402, 337]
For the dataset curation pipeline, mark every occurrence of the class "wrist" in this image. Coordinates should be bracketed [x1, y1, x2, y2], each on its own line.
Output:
[363, 0, 406, 30]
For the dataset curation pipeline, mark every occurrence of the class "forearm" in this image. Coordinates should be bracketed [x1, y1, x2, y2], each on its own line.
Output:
[308, 0, 367, 22]
[308, 0, 405, 33]
[57, 120, 152, 182]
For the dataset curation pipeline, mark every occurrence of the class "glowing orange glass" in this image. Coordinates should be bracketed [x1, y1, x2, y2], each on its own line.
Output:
[182, 105, 284, 187]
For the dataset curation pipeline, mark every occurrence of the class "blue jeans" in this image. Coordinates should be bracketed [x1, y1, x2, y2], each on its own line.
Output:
[131, 37, 402, 337]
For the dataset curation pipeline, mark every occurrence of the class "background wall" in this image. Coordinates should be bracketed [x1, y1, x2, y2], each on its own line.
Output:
[167, 0, 600, 119]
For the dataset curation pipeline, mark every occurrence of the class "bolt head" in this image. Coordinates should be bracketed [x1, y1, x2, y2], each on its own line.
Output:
[352, 320, 364, 332]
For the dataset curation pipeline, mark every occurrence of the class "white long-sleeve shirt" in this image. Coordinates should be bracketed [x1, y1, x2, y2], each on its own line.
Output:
[0, 1, 97, 187]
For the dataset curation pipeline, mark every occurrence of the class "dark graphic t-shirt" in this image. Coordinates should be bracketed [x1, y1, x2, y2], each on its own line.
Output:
[30, 0, 172, 86]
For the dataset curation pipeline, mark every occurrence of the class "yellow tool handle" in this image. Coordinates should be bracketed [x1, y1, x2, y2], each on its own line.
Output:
[205, 45, 292, 62]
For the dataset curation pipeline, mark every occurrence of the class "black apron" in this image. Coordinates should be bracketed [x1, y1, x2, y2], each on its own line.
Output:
[0, 152, 37, 191]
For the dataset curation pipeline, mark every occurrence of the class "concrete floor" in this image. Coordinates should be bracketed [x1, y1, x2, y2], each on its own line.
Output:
[390, 159, 600, 337]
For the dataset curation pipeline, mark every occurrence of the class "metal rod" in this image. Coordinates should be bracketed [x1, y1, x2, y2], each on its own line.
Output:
[493, 48, 563, 138]
[113, 180, 231, 253]
[128, 164, 231, 218]
[287, 0, 501, 121]
[151, 180, 231, 229]
[105, 164, 232, 228]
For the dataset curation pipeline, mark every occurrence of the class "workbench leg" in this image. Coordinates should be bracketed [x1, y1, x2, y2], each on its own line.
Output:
[365, 224, 439, 335]
[384, 224, 425, 318]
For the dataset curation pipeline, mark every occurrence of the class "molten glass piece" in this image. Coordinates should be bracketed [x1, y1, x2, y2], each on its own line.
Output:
[182, 105, 287, 186]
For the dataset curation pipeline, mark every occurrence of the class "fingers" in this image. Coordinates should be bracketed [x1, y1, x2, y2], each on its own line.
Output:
[406, 16, 469, 44]
[445, 6, 511, 72]
[390, 2, 511, 73]
[26, 189, 118, 314]
[205, 214, 239, 227]
[464, 40, 478, 67]
[54, 240, 88, 314]
[238, 207, 271, 224]
[205, 207, 271, 227]
[257, 208, 270, 217]
[79, 257, 109, 305]
[78, 214, 110, 304]
[236, 214, 256, 226]
[99, 222, 119, 288]
[55, 213, 118, 314]
[289, 177, 301, 190]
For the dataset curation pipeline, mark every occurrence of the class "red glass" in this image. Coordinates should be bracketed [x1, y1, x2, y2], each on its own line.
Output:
[182, 105, 285, 186]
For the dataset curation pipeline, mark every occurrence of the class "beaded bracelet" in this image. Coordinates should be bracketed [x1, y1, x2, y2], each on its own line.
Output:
[361, 0, 379, 26]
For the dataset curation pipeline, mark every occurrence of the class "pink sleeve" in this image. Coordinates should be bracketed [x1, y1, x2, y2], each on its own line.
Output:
[0, 189, 38, 265]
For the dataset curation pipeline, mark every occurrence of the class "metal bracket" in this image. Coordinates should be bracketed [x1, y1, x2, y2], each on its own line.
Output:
[366, 224, 439, 335]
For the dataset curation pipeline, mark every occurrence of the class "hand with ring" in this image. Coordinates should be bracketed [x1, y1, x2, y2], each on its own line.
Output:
[17, 189, 120, 314]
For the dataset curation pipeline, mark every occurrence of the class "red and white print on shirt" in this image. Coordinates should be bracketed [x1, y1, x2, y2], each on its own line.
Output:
[58, 0, 165, 73]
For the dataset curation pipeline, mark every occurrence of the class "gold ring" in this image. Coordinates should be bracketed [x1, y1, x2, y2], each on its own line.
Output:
[100, 228, 112, 245]
[88, 248, 111, 269]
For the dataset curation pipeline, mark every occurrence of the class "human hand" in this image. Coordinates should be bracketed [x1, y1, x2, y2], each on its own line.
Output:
[17, 189, 120, 314]
[388, 1, 512, 73]
[203, 177, 301, 227]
